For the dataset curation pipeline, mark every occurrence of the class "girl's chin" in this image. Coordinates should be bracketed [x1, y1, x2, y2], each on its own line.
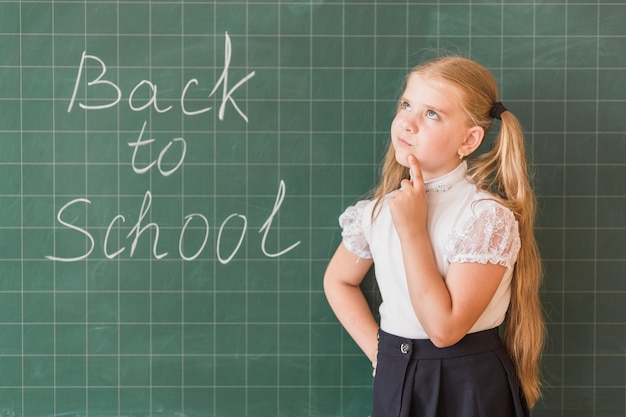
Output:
[394, 150, 415, 168]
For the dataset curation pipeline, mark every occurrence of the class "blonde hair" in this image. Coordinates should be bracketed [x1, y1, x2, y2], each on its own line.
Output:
[372, 56, 544, 407]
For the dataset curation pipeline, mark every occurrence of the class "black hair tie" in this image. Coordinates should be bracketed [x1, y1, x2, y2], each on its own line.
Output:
[489, 101, 507, 120]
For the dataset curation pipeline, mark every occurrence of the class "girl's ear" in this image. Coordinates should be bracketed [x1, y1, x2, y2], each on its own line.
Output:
[459, 126, 484, 157]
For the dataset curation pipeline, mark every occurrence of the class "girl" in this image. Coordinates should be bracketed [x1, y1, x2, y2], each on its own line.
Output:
[324, 56, 543, 417]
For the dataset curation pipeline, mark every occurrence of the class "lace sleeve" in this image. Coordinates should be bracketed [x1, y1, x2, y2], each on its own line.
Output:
[445, 201, 521, 269]
[338, 200, 372, 259]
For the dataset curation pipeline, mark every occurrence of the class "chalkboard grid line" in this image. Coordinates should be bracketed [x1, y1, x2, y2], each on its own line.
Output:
[18, 1, 25, 414]
[244, 3, 251, 416]
[591, 4, 600, 416]
[276, 4, 282, 417]
[10, 0, 626, 4]
[17, 33, 626, 39]
[9, 59, 626, 67]
[51, 1, 62, 414]
[7, 127, 626, 136]
[308, 2, 316, 416]
[210, 6, 217, 417]
[50, 1, 58, 415]
[81, 2, 88, 416]
[180, 4, 186, 416]
[337, 1, 344, 410]
[553, 2, 564, 412]
[209, 8, 219, 417]
[115, 2, 123, 416]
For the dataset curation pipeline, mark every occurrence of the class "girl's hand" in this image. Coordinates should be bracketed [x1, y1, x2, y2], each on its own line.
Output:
[388, 154, 428, 238]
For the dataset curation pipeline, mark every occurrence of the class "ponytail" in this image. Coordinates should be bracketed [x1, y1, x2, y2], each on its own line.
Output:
[467, 111, 544, 407]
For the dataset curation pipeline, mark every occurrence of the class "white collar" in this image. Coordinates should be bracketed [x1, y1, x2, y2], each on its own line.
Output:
[424, 161, 468, 194]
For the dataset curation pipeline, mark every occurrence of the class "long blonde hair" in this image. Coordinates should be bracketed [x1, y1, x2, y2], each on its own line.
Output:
[372, 56, 544, 407]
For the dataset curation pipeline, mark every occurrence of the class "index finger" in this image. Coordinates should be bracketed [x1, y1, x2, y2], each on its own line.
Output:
[407, 154, 423, 185]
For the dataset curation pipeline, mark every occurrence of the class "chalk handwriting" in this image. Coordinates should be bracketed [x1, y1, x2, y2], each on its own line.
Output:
[216, 213, 248, 264]
[45, 198, 96, 263]
[45, 181, 301, 263]
[259, 180, 301, 257]
[130, 121, 186, 176]
[46, 31, 302, 264]
[67, 32, 255, 122]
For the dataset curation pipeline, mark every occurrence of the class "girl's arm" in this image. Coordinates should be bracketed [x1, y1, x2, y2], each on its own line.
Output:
[389, 155, 505, 348]
[324, 243, 378, 364]
[399, 235, 504, 347]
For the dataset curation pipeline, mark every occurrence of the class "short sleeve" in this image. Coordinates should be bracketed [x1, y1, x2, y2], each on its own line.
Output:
[338, 200, 372, 259]
[445, 201, 521, 269]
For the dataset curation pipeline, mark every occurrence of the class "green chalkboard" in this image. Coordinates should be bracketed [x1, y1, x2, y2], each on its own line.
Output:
[1, 1, 625, 416]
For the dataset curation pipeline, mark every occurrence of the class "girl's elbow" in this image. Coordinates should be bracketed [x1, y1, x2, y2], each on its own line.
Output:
[323, 267, 339, 288]
[427, 329, 465, 348]
[322, 272, 333, 294]
[322, 271, 333, 295]
[429, 336, 454, 349]
[323, 269, 345, 297]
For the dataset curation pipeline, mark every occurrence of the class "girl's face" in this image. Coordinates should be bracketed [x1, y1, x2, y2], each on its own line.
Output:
[390, 73, 482, 181]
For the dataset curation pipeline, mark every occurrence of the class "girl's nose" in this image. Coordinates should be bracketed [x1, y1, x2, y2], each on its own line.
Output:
[400, 117, 416, 132]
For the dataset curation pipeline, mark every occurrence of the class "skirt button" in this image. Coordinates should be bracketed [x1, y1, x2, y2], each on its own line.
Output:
[400, 343, 410, 354]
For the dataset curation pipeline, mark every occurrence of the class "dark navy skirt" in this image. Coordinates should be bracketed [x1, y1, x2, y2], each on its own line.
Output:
[372, 328, 529, 417]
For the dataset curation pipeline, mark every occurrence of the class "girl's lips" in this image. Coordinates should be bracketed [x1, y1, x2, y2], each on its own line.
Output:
[397, 137, 412, 147]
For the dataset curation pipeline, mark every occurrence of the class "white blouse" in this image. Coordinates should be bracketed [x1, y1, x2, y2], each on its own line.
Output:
[339, 162, 521, 339]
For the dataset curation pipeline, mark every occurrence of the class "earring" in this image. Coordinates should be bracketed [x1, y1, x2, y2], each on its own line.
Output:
[458, 152, 464, 160]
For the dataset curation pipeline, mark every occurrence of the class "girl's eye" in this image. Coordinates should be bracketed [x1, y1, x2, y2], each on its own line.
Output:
[426, 109, 439, 120]
[400, 101, 412, 111]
